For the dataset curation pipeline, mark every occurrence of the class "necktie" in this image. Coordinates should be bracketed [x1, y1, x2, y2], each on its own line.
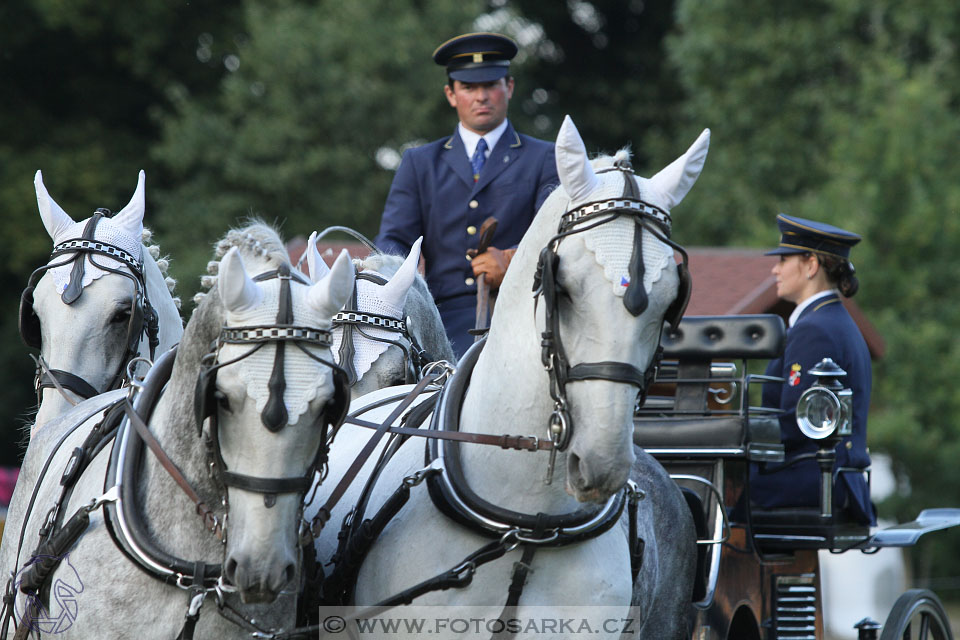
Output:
[471, 138, 488, 182]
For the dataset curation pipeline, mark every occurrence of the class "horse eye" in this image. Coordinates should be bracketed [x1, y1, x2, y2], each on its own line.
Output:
[215, 390, 231, 413]
[111, 306, 132, 324]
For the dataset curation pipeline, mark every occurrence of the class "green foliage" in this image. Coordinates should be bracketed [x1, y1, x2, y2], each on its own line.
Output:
[666, 0, 960, 588]
[153, 0, 483, 302]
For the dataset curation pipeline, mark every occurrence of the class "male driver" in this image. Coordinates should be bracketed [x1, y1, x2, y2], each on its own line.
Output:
[374, 32, 558, 357]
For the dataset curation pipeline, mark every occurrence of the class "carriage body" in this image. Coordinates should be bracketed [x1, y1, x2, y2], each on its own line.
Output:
[636, 314, 960, 640]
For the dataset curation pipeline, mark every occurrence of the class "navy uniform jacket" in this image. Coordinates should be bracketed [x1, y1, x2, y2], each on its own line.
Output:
[375, 121, 558, 357]
[751, 292, 876, 525]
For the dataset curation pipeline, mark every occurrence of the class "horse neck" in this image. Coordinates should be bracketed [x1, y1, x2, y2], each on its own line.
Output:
[455, 212, 576, 512]
[142, 247, 183, 354]
[137, 301, 223, 557]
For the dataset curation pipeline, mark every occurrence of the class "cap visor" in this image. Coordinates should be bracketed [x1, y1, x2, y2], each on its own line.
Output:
[764, 247, 807, 256]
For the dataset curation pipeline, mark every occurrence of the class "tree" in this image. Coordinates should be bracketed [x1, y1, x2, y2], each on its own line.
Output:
[153, 0, 484, 298]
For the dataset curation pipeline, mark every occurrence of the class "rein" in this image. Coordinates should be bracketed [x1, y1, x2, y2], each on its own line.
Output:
[19, 209, 160, 406]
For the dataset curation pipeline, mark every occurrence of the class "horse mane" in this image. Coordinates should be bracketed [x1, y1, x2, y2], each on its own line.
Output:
[192, 219, 291, 304]
[141, 227, 181, 309]
[589, 148, 632, 170]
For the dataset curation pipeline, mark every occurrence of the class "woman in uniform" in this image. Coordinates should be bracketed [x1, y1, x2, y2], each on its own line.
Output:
[751, 213, 876, 525]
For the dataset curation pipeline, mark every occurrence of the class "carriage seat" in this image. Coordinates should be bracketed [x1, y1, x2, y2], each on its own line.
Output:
[636, 315, 787, 461]
[660, 314, 786, 361]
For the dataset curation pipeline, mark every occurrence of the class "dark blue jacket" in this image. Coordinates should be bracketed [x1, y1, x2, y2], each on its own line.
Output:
[375, 121, 558, 356]
[752, 293, 876, 525]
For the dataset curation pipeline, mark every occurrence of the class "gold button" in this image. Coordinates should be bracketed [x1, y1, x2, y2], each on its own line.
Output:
[465, 254, 472, 261]
[467, 225, 477, 235]
[845, 441, 853, 450]
[465, 277, 475, 286]
[469, 200, 479, 209]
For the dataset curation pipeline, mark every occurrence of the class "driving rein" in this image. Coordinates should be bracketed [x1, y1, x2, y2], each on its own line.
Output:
[18, 209, 160, 404]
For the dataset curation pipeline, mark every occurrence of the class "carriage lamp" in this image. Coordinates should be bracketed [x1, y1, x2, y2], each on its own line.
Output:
[795, 358, 854, 519]
[796, 358, 853, 440]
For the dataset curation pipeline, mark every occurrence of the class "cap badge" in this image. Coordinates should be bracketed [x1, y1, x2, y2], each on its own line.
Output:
[473, 53, 483, 63]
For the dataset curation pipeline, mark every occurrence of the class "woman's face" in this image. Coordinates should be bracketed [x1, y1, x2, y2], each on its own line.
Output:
[772, 253, 811, 303]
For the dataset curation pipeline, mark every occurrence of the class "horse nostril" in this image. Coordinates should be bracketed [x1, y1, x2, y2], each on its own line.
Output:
[224, 558, 238, 584]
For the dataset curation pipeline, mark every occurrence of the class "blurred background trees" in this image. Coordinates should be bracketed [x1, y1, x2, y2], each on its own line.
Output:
[4, 0, 960, 590]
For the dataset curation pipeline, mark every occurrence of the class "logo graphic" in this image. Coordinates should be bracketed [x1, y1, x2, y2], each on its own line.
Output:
[14, 553, 84, 634]
[789, 363, 802, 387]
[619, 276, 630, 288]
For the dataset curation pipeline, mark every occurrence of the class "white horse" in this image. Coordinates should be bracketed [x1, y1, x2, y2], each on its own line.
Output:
[301, 233, 455, 397]
[309, 117, 709, 639]
[1, 223, 354, 638]
[22, 171, 183, 434]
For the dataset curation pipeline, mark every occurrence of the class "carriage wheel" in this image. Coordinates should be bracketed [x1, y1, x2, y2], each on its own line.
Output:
[879, 589, 954, 640]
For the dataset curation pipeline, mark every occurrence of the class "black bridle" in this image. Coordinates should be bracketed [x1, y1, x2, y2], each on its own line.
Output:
[194, 264, 351, 510]
[333, 269, 431, 386]
[534, 165, 691, 462]
[19, 210, 159, 404]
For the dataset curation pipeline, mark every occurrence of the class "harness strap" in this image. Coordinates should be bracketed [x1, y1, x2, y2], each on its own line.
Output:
[347, 415, 553, 451]
[566, 361, 648, 387]
[309, 372, 440, 537]
[61, 213, 102, 305]
[35, 366, 100, 402]
[220, 471, 312, 494]
[122, 400, 223, 539]
[490, 515, 547, 640]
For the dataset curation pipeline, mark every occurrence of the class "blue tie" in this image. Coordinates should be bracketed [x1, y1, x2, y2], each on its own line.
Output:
[471, 138, 488, 182]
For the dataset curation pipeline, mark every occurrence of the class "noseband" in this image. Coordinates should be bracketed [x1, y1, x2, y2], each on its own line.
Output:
[534, 165, 691, 465]
[333, 269, 431, 386]
[19, 210, 159, 404]
[194, 264, 351, 509]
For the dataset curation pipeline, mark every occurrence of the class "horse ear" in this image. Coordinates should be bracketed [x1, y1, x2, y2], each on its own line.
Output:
[112, 170, 146, 239]
[308, 249, 354, 318]
[647, 129, 710, 210]
[35, 170, 76, 243]
[555, 115, 599, 205]
[219, 247, 262, 313]
[305, 231, 331, 283]
[379, 236, 421, 310]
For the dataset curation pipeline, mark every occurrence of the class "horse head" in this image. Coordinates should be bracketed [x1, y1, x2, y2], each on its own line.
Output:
[26, 171, 181, 431]
[542, 116, 709, 502]
[304, 233, 454, 397]
[204, 228, 353, 604]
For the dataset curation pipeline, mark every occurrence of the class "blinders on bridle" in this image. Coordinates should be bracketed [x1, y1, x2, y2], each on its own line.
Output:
[533, 165, 692, 454]
[19, 209, 159, 402]
[193, 264, 351, 505]
[332, 269, 431, 386]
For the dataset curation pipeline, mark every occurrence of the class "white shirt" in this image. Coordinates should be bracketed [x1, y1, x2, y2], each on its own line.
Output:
[458, 119, 509, 162]
[788, 289, 838, 327]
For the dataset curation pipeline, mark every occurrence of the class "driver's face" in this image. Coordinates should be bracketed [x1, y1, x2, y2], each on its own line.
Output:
[444, 77, 514, 135]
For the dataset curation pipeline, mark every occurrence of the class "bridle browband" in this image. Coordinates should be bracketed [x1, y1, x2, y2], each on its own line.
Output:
[533, 164, 691, 474]
[333, 269, 431, 386]
[19, 209, 160, 405]
[194, 263, 351, 507]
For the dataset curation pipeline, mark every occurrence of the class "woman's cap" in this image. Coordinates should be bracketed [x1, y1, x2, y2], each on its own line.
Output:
[433, 32, 518, 83]
[765, 213, 861, 258]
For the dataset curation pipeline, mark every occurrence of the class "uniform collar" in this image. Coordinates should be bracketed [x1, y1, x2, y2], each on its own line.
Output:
[789, 289, 839, 327]
[458, 119, 509, 160]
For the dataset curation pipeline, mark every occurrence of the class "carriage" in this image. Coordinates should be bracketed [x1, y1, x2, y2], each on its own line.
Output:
[636, 312, 960, 640]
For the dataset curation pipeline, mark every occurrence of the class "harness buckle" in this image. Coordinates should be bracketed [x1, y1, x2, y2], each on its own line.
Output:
[86, 485, 121, 513]
[499, 529, 522, 553]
